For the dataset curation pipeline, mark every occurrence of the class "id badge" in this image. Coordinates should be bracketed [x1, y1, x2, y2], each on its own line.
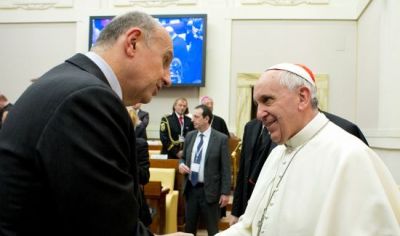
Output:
[178, 135, 185, 142]
[191, 163, 200, 172]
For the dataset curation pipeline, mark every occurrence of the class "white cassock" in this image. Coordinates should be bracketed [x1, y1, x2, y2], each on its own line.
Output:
[218, 112, 400, 236]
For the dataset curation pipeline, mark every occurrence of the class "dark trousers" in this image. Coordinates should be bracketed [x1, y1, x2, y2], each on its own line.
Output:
[185, 183, 220, 236]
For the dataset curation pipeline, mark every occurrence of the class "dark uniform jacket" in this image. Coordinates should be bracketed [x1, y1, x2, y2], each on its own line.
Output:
[159, 113, 194, 158]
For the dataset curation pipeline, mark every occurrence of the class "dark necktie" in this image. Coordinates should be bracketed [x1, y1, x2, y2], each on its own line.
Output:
[191, 134, 204, 186]
[179, 115, 184, 126]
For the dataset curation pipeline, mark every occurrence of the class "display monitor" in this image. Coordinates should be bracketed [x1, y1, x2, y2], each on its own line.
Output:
[89, 14, 207, 87]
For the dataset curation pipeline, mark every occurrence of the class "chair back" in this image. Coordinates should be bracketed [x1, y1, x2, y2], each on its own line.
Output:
[149, 168, 176, 191]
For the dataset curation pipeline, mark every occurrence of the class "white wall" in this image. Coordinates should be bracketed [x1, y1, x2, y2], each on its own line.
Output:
[0, 22, 76, 102]
[357, 0, 400, 182]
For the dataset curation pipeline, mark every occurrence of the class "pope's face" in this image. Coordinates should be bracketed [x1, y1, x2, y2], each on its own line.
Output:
[254, 70, 301, 144]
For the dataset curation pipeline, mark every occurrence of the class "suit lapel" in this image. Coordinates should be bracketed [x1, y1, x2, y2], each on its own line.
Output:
[187, 132, 197, 166]
[204, 130, 215, 164]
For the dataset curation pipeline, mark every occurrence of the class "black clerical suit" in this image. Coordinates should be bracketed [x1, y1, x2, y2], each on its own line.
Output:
[231, 119, 276, 218]
[211, 114, 230, 137]
[160, 113, 194, 158]
[232, 112, 368, 218]
[0, 53, 152, 236]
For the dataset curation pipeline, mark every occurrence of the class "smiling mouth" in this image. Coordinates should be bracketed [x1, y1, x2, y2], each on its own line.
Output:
[265, 119, 276, 130]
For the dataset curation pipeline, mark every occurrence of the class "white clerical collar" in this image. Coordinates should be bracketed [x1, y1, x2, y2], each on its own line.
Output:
[285, 112, 329, 148]
[85, 52, 123, 100]
[198, 126, 211, 138]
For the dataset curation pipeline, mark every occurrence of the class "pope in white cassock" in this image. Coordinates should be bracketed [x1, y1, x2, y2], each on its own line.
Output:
[217, 63, 400, 236]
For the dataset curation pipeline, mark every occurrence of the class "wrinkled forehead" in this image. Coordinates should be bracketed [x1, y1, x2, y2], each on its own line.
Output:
[193, 108, 203, 116]
[176, 99, 187, 106]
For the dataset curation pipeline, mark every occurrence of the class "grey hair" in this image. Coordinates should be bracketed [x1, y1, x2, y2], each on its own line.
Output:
[91, 11, 159, 50]
[277, 70, 319, 109]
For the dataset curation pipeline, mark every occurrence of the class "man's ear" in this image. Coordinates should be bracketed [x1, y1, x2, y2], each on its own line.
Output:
[125, 27, 142, 57]
[298, 86, 311, 110]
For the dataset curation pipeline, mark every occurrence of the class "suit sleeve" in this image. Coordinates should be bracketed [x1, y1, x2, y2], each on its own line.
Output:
[37, 86, 152, 236]
[220, 134, 231, 195]
[140, 111, 149, 128]
[136, 111, 149, 139]
[136, 138, 150, 185]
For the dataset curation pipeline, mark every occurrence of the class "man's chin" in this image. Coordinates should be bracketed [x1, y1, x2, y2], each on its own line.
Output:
[139, 95, 152, 104]
[270, 134, 282, 144]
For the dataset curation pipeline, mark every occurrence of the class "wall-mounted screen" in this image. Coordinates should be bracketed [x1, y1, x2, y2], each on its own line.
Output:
[89, 14, 207, 87]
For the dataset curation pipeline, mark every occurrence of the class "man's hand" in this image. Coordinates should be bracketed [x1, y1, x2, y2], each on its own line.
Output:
[229, 215, 239, 226]
[178, 163, 190, 175]
[219, 194, 229, 208]
[176, 150, 183, 158]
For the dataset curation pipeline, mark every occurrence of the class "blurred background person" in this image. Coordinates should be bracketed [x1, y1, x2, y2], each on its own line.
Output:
[160, 97, 194, 159]
[132, 103, 149, 140]
[179, 104, 231, 235]
[200, 95, 230, 137]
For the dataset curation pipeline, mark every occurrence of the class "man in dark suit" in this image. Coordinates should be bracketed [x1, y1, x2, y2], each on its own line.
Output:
[160, 97, 194, 159]
[133, 103, 149, 140]
[230, 112, 369, 225]
[200, 95, 230, 137]
[0, 11, 191, 236]
[179, 104, 231, 235]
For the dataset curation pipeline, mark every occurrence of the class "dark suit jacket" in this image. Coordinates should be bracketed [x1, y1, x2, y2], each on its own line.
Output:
[181, 129, 231, 203]
[231, 119, 275, 218]
[135, 137, 152, 226]
[0, 53, 152, 236]
[136, 138, 150, 185]
[136, 109, 149, 140]
[211, 115, 230, 137]
[232, 112, 368, 218]
[160, 114, 194, 158]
